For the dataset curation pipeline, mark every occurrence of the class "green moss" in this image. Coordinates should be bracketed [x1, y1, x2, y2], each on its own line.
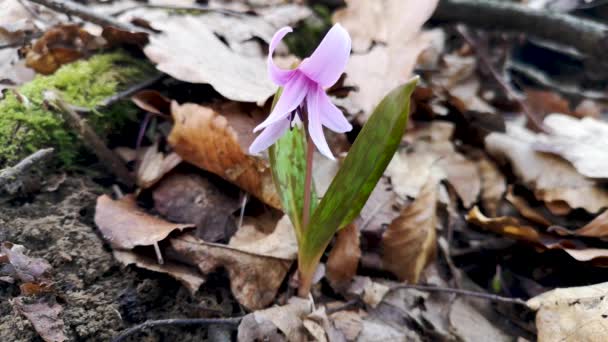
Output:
[0, 51, 155, 167]
[284, 5, 333, 58]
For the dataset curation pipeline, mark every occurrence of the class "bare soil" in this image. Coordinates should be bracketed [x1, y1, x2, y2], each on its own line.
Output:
[0, 175, 237, 342]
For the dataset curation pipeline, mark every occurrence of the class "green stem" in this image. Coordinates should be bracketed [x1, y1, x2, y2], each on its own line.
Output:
[299, 129, 315, 298]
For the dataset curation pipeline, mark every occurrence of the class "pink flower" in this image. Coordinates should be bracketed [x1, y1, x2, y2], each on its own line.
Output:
[249, 24, 352, 160]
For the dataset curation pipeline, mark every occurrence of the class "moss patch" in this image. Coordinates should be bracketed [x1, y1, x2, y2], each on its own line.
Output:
[0, 51, 155, 167]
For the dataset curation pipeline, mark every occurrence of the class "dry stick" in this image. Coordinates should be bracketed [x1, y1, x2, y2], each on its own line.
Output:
[455, 26, 547, 132]
[98, 74, 165, 108]
[0, 148, 54, 189]
[43, 91, 135, 187]
[111, 317, 243, 342]
[26, 0, 143, 32]
[388, 284, 528, 307]
[433, 0, 608, 59]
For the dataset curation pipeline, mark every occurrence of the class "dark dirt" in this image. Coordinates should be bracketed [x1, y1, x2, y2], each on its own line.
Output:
[0, 175, 238, 342]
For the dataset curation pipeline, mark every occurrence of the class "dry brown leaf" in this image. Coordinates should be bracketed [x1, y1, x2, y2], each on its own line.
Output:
[247, 297, 311, 342]
[333, 0, 439, 53]
[382, 172, 439, 283]
[136, 143, 182, 189]
[506, 188, 552, 227]
[525, 89, 571, 118]
[144, 16, 275, 103]
[168, 101, 280, 208]
[113, 250, 205, 294]
[153, 173, 239, 243]
[476, 154, 506, 217]
[13, 297, 66, 342]
[131, 90, 171, 116]
[1, 242, 51, 284]
[94, 194, 194, 249]
[485, 123, 608, 213]
[26, 24, 105, 74]
[551, 210, 608, 239]
[448, 298, 511, 342]
[329, 310, 362, 341]
[527, 282, 608, 342]
[533, 114, 608, 179]
[467, 206, 608, 264]
[326, 223, 361, 292]
[169, 216, 296, 310]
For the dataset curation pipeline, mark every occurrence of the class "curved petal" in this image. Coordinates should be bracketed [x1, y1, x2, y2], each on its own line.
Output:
[268, 27, 297, 85]
[307, 88, 335, 159]
[298, 24, 351, 88]
[249, 118, 290, 155]
[316, 87, 352, 133]
[254, 72, 310, 132]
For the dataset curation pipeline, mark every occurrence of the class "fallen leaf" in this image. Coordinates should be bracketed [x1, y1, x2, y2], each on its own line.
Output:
[26, 24, 105, 74]
[94, 194, 194, 249]
[467, 206, 608, 264]
[131, 89, 171, 116]
[13, 297, 66, 342]
[357, 177, 401, 237]
[485, 123, 608, 213]
[169, 216, 297, 310]
[448, 298, 510, 342]
[144, 16, 275, 103]
[326, 223, 361, 292]
[527, 282, 608, 342]
[550, 210, 608, 239]
[476, 154, 507, 217]
[153, 173, 239, 242]
[1, 242, 51, 283]
[333, 0, 439, 53]
[113, 250, 205, 294]
[525, 89, 572, 119]
[382, 171, 439, 283]
[506, 188, 552, 227]
[532, 114, 608, 179]
[250, 297, 311, 342]
[329, 310, 362, 341]
[168, 101, 280, 209]
[136, 143, 182, 189]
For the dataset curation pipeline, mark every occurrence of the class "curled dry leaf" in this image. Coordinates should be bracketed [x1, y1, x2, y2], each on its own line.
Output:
[136, 143, 182, 189]
[476, 154, 506, 217]
[382, 171, 439, 283]
[238, 297, 311, 342]
[467, 206, 608, 264]
[131, 90, 171, 116]
[144, 16, 275, 103]
[169, 216, 296, 310]
[532, 114, 608, 179]
[153, 173, 239, 243]
[1, 242, 51, 284]
[329, 310, 363, 341]
[527, 282, 608, 342]
[168, 101, 280, 209]
[326, 223, 361, 292]
[113, 250, 205, 294]
[228, 215, 297, 260]
[506, 188, 551, 227]
[94, 194, 194, 249]
[13, 297, 66, 342]
[550, 210, 608, 240]
[485, 123, 608, 214]
[26, 24, 105, 74]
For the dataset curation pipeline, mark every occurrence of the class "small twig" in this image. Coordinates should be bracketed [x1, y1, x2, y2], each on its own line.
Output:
[44, 91, 134, 187]
[111, 317, 243, 342]
[98, 74, 165, 108]
[456, 26, 547, 132]
[153, 242, 164, 265]
[110, 4, 246, 17]
[0, 148, 54, 189]
[238, 193, 248, 230]
[26, 0, 144, 32]
[325, 298, 361, 315]
[388, 283, 528, 307]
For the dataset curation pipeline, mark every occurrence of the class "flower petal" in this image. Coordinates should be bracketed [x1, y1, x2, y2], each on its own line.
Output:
[268, 27, 297, 85]
[249, 118, 290, 155]
[298, 24, 351, 88]
[307, 88, 335, 159]
[316, 87, 352, 133]
[254, 72, 309, 132]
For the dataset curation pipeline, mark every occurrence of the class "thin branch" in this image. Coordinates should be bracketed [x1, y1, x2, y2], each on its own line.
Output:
[388, 283, 528, 307]
[43, 91, 134, 187]
[26, 0, 144, 32]
[110, 4, 246, 17]
[98, 74, 165, 108]
[455, 26, 547, 132]
[433, 0, 608, 59]
[0, 148, 54, 189]
[111, 317, 243, 342]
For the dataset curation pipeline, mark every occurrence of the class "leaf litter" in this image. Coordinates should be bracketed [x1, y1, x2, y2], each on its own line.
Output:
[5, 0, 608, 340]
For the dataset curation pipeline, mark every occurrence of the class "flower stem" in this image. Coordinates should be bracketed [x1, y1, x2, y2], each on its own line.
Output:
[302, 132, 314, 231]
